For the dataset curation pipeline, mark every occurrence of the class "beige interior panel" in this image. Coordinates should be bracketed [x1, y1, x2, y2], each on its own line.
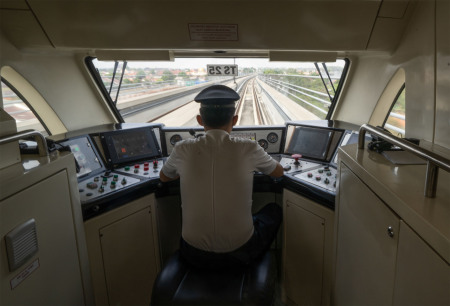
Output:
[366, 16, 411, 51]
[0, 39, 117, 131]
[369, 68, 405, 126]
[1, 66, 67, 135]
[0, 9, 53, 49]
[393, 221, 450, 305]
[395, 0, 436, 140]
[435, 0, 450, 149]
[378, 0, 409, 18]
[0, 0, 29, 9]
[26, 0, 381, 50]
[0, 171, 85, 305]
[334, 163, 399, 305]
[100, 207, 157, 305]
[334, 1, 437, 142]
[95, 50, 174, 61]
[269, 51, 337, 63]
[284, 201, 324, 304]
[283, 189, 334, 305]
[84, 194, 160, 305]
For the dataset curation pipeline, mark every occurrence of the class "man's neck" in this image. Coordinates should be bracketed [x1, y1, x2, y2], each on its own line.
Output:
[204, 125, 232, 133]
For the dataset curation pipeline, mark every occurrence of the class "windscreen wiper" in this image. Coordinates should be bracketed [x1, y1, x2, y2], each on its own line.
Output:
[314, 62, 335, 103]
[109, 61, 128, 105]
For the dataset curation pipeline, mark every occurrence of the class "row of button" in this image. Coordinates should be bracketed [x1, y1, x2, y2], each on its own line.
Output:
[78, 171, 141, 202]
[116, 159, 163, 179]
[295, 166, 338, 193]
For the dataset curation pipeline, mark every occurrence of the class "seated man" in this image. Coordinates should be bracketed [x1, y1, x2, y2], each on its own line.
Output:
[160, 84, 283, 269]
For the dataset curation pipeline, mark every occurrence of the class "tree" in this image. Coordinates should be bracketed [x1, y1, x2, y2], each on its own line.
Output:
[162, 70, 175, 82]
[178, 71, 189, 79]
[136, 69, 146, 83]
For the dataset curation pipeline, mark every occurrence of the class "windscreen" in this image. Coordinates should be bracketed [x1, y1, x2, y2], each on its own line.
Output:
[89, 58, 348, 127]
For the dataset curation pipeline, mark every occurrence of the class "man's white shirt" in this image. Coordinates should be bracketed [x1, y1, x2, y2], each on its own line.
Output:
[161, 129, 278, 253]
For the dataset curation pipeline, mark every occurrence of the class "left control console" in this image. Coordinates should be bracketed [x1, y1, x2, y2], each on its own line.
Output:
[59, 125, 164, 210]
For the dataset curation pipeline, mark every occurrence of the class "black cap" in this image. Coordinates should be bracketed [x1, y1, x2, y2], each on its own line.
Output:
[194, 85, 240, 106]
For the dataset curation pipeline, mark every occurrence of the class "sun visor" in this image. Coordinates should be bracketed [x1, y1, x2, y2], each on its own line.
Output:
[269, 51, 337, 62]
[95, 50, 174, 61]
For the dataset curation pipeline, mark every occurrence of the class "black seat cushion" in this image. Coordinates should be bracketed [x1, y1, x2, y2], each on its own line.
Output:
[151, 250, 276, 305]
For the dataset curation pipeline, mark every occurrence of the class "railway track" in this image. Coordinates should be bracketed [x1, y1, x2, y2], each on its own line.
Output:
[123, 76, 290, 126]
[237, 77, 275, 126]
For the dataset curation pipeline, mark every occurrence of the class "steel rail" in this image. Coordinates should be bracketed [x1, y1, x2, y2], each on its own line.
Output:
[260, 77, 328, 115]
[263, 73, 341, 80]
[358, 124, 450, 198]
[263, 77, 331, 98]
[265, 78, 331, 105]
[252, 79, 264, 125]
[384, 123, 405, 136]
[235, 78, 252, 116]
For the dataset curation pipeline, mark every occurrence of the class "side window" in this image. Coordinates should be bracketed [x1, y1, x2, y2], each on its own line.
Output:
[1, 79, 48, 136]
[383, 84, 405, 137]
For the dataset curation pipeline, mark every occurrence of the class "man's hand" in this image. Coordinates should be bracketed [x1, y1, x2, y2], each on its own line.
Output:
[160, 170, 179, 182]
[269, 162, 284, 178]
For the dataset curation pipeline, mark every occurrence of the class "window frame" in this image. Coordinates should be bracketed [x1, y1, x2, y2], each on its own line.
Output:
[382, 83, 405, 134]
[1, 77, 51, 135]
[326, 58, 350, 120]
[85, 57, 125, 123]
[85, 56, 350, 125]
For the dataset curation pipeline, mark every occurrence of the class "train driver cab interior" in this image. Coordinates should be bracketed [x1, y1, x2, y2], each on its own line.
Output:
[0, 0, 449, 305]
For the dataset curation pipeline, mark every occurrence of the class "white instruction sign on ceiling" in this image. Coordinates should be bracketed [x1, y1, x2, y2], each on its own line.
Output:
[189, 24, 238, 41]
[207, 65, 238, 76]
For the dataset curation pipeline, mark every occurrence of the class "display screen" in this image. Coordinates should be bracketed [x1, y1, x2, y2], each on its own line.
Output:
[286, 126, 333, 161]
[103, 128, 161, 165]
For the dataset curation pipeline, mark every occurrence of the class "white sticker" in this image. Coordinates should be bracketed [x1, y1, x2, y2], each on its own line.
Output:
[10, 259, 40, 290]
[189, 24, 238, 41]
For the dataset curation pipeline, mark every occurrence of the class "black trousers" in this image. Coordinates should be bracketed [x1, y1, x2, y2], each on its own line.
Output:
[180, 203, 282, 270]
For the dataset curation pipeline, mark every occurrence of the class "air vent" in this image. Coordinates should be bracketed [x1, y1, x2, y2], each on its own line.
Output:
[5, 219, 39, 272]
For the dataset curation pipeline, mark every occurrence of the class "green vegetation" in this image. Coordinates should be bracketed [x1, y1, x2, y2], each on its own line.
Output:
[161, 70, 175, 82]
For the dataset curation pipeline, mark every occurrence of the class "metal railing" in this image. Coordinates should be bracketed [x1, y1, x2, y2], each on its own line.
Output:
[358, 124, 450, 198]
[260, 76, 328, 115]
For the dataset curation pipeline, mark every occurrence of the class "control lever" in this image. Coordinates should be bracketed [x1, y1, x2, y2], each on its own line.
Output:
[292, 154, 302, 166]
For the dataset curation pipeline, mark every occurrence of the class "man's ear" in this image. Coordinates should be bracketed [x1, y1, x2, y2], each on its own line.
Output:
[232, 115, 238, 126]
[197, 115, 204, 126]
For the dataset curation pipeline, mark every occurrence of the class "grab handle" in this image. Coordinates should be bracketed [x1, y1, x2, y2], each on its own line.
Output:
[0, 130, 48, 157]
[358, 124, 450, 198]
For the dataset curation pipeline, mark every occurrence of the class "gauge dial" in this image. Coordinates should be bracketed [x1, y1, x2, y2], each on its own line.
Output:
[258, 139, 269, 150]
[267, 132, 279, 143]
[170, 134, 182, 145]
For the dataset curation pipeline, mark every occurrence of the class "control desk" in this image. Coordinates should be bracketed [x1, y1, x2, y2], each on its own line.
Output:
[51, 121, 363, 220]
